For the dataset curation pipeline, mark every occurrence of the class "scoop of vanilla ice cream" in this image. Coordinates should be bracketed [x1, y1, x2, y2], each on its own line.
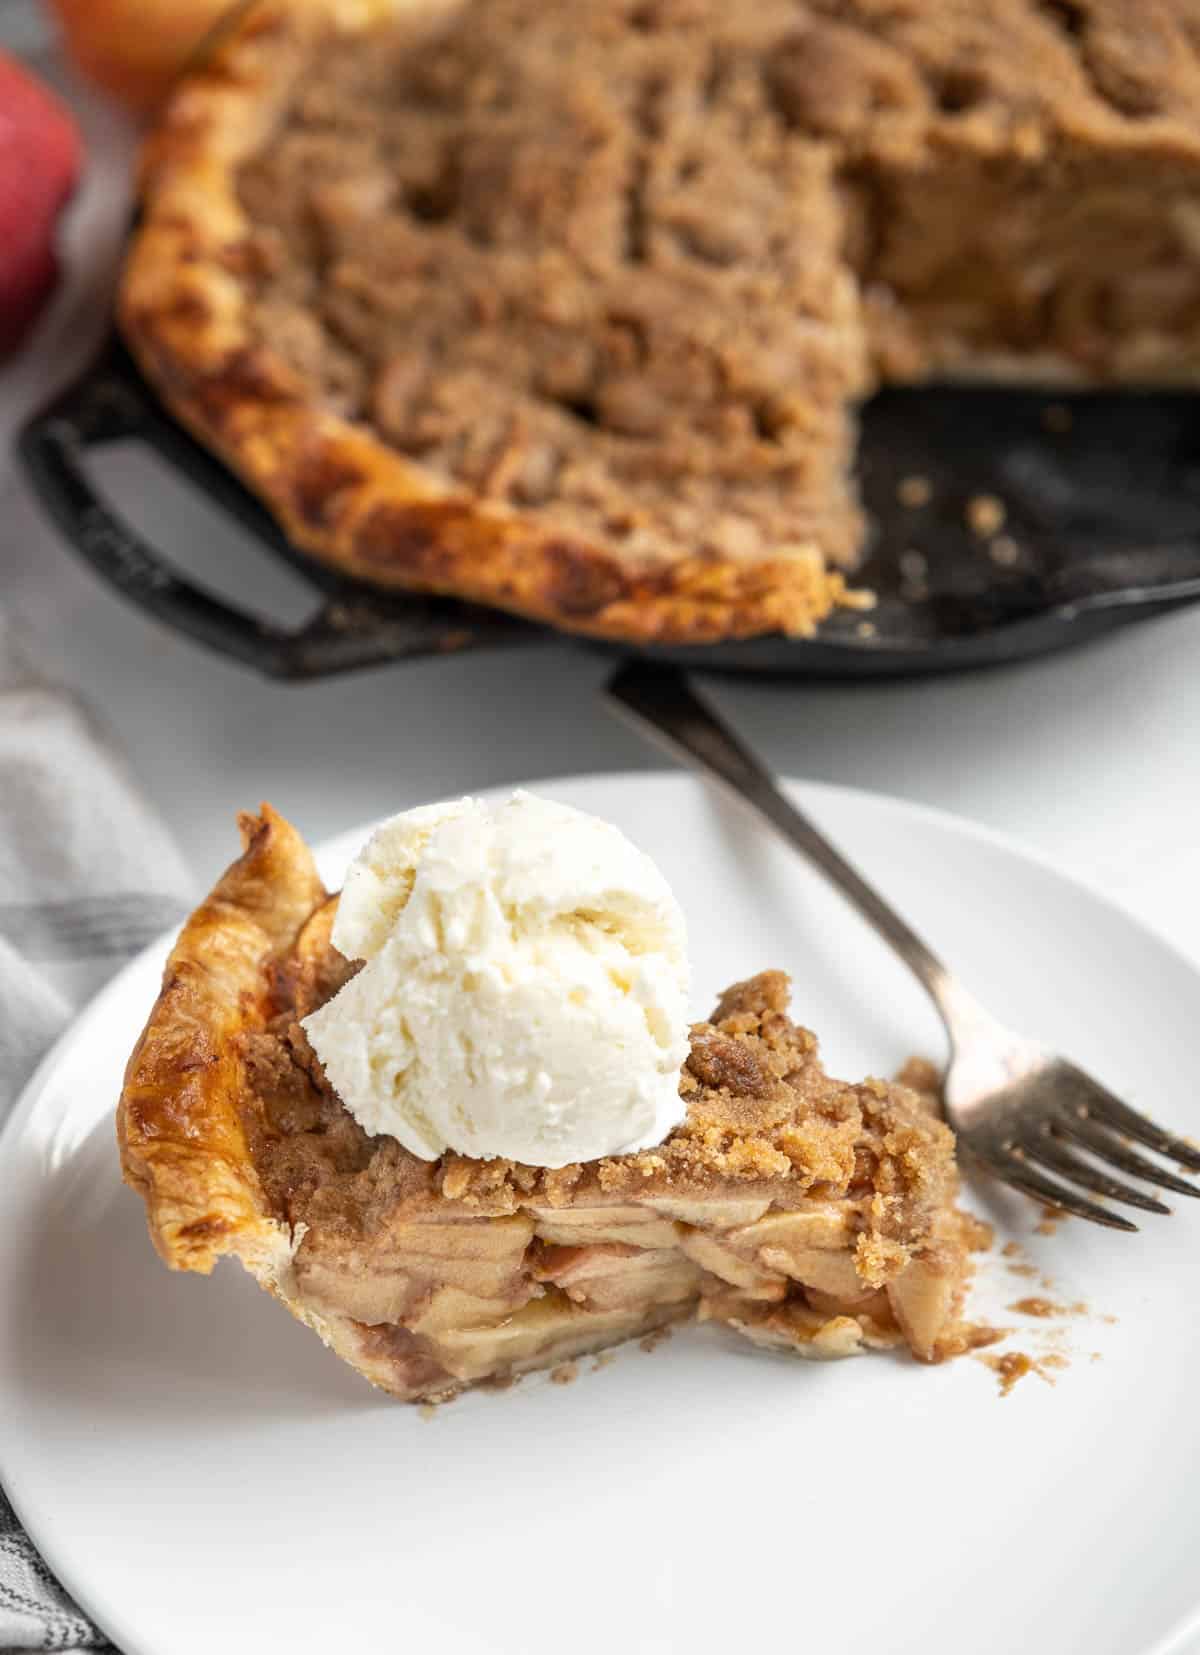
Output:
[302, 791, 691, 1166]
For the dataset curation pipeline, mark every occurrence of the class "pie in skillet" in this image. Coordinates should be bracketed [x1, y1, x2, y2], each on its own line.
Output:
[117, 807, 977, 1401]
[119, 0, 1200, 646]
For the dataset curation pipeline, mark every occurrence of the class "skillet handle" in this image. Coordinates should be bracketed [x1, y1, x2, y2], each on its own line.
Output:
[17, 340, 541, 680]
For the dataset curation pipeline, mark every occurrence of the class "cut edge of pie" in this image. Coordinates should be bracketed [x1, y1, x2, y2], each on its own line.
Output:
[116, 0, 855, 647]
[117, 806, 984, 1402]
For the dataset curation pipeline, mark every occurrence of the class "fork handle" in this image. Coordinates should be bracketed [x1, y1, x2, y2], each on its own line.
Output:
[606, 661, 976, 1039]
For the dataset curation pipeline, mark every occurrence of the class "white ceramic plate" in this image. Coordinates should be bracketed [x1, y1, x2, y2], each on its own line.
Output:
[2, 773, 1198, 1655]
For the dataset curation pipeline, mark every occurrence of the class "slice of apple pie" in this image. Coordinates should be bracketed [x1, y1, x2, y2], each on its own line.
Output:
[118, 807, 975, 1401]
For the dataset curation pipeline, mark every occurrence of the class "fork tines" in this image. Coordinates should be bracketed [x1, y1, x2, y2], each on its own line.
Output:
[992, 1083, 1200, 1232]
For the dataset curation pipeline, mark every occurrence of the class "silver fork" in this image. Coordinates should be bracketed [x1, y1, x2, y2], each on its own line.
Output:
[606, 661, 1200, 1232]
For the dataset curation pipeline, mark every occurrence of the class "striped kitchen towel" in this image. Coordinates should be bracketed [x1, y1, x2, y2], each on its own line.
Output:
[0, 615, 192, 1654]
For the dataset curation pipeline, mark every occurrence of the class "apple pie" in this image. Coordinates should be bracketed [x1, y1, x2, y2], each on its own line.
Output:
[118, 807, 975, 1401]
[119, 0, 1200, 645]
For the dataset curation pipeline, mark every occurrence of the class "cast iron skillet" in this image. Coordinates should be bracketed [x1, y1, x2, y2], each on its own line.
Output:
[19, 336, 1200, 679]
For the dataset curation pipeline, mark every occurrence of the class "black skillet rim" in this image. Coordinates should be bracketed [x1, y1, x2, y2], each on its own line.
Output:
[18, 335, 1200, 681]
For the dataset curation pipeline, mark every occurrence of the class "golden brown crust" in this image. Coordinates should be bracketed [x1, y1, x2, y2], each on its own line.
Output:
[116, 805, 414, 1390]
[117, 0, 849, 646]
[117, 804, 325, 1274]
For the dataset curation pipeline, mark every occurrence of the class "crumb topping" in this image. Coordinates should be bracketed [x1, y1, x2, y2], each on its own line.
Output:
[225, 0, 1200, 617]
[238, 951, 955, 1256]
[233, 0, 866, 585]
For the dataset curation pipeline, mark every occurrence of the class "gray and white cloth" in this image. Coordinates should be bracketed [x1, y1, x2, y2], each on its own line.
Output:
[0, 1488, 106, 1655]
[0, 619, 192, 1654]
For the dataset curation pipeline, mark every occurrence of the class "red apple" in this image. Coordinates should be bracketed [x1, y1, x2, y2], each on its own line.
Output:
[0, 50, 82, 358]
